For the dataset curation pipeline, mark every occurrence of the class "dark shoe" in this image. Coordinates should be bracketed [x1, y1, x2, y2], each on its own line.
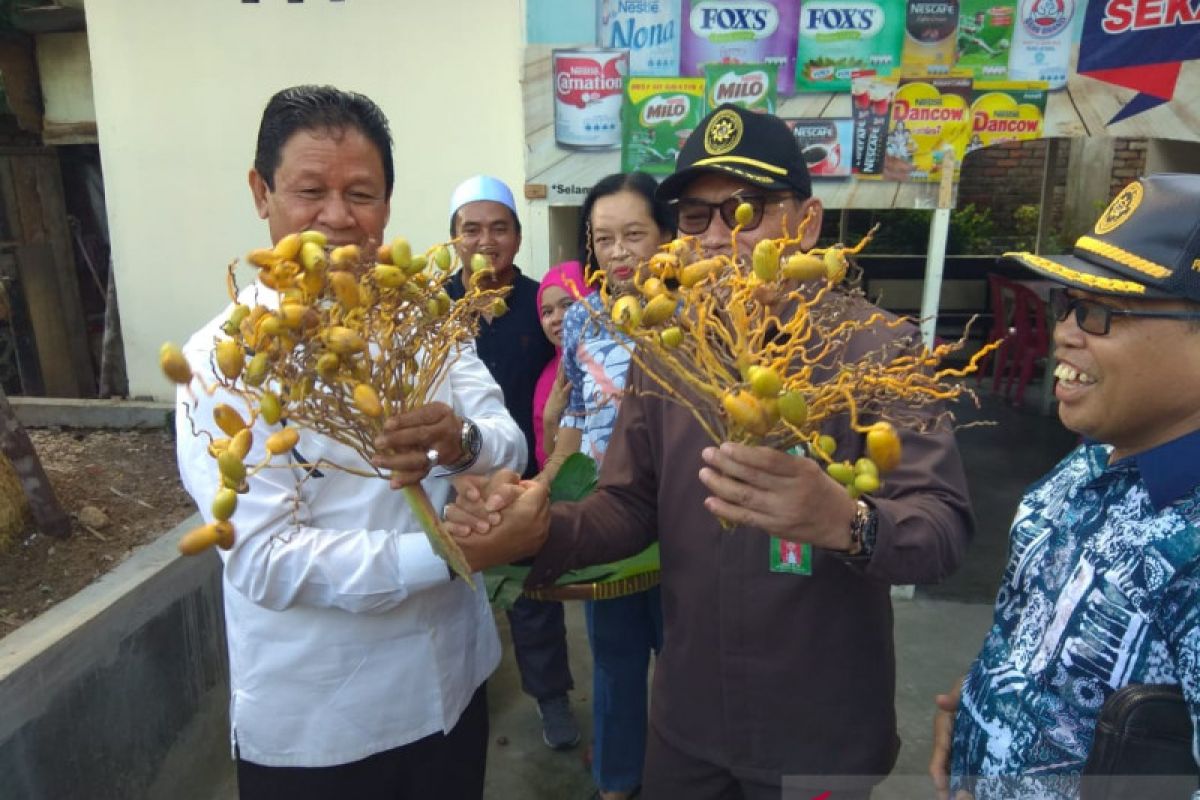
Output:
[588, 788, 641, 800]
[537, 694, 581, 750]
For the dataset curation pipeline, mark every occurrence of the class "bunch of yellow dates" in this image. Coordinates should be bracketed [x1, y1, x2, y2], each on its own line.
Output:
[593, 202, 991, 500]
[158, 231, 505, 576]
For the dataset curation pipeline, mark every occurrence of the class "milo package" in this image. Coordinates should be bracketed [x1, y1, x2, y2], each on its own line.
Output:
[956, 0, 1016, 79]
[966, 80, 1046, 153]
[681, 0, 801, 95]
[622, 77, 707, 175]
[883, 70, 973, 182]
[704, 62, 778, 113]
[794, 0, 906, 93]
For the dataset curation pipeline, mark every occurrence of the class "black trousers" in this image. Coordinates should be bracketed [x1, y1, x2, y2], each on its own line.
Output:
[236, 682, 489, 800]
[507, 595, 574, 700]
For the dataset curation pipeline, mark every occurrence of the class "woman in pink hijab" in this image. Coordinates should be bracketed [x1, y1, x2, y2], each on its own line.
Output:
[533, 260, 592, 469]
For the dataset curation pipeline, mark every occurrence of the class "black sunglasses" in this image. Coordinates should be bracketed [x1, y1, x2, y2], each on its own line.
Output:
[1049, 288, 1200, 336]
[671, 193, 790, 235]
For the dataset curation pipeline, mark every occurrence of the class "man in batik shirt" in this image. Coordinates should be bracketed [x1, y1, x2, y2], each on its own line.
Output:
[931, 173, 1200, 799]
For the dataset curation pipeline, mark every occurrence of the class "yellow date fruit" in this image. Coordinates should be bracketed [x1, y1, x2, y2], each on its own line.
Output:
[611, 295, 643, 329]
[777, 391, 808, 426]
[734, 201, 755, 227]
[211, 487, 238, 522]
[159, 343, 192, 384]
[781, 253, 825, 282]
[272, 233, 302, 261]
[213, 403, 247, 437]
[640, 293, 676, 326]
[265, 427, 299, 455]
[353, 383, 384, 417]
[747, 365, 782, 399]
[259, 391, 283, 425]
[752, 240, 781, 281]
[178, 521, 235, 555]
[865, 421, 901, 472]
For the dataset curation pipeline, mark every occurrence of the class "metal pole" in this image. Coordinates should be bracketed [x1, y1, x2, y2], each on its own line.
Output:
[919, 148, 957, 348]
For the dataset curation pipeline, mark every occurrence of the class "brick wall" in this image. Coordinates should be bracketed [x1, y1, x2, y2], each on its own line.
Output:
[957, 139, 1071, 250]
[1109, 138, 1148, 197]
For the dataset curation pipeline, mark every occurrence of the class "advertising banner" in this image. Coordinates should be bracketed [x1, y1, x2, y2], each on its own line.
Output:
[883, 70, 973, 182]
[1077, 0, 1200, 122]
[622, 76, 708, 174]
[522, 0, 1199, 207]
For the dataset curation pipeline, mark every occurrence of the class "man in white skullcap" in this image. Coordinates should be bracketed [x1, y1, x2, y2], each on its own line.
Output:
[445, 175, 581, 751]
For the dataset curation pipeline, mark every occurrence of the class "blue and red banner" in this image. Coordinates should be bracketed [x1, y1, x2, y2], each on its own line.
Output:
[1078, 0, 1200, 123]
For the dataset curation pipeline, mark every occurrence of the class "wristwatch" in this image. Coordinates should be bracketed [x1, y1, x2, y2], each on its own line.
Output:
[846, 499, 878, 557]
[442, 417, 481, 475]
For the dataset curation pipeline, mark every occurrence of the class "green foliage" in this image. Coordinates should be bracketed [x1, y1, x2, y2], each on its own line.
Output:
[548, 452, 596, 503]
[841, 204, 996, 255]
[483, 453, 660, 609]
[949, 204, 996, 254]
[1011, 203, 1067, 253]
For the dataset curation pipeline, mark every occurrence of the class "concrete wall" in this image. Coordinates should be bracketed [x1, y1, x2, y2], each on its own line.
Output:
[0, 516, 230, 800]
[84, 0, 527, 400]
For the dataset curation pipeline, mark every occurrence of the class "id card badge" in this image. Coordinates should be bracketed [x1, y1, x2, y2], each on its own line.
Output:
[769, 444, 812, 575]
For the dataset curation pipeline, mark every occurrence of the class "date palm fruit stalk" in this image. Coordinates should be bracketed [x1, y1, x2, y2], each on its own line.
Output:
[585, 204, 997, 510]
[161, 233, 507, 583]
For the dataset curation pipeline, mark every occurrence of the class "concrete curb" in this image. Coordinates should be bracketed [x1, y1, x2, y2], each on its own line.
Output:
[9, 397, 173, 429]
[0, 513, 202, 692]
[0, 512, 231, 800]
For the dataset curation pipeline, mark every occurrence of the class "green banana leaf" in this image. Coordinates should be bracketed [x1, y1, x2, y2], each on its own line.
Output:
[482, 453, 660, 609]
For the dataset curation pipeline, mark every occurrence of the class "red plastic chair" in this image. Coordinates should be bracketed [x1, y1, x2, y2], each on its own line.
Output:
[979, 274, 1019, 392]
[979, 274, 1049, 406]
[1004, 281, 1050, 406]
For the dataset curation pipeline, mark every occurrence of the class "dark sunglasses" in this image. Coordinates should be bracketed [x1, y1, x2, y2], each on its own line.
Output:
[1049, 288, 1200, 336]
[671, 193, 789, 235]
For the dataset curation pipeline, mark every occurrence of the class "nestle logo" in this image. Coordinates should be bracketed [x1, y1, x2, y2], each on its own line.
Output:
[617, 0, 660, 11]
[910, 2, 954, 12]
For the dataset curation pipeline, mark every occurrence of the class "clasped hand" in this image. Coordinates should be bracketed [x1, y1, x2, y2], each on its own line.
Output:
[444, 469, 550, 572]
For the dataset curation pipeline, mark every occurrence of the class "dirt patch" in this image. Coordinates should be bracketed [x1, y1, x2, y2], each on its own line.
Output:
[0, 428, 196, 638]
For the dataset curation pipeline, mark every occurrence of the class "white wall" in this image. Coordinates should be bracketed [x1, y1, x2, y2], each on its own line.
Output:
[85, 0, 527, 399]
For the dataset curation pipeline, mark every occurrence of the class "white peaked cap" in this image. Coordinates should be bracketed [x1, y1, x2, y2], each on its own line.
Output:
[449, 175, 518, 219]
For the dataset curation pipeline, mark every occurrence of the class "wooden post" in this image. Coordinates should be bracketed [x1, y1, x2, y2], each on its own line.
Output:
[0, 386, 70, 538]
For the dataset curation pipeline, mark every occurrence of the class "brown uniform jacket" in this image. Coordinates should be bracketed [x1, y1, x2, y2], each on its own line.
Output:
[526, 293, 973, 785]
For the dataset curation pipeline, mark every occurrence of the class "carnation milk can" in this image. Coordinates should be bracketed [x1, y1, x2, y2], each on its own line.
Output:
[598, 0, 682, 76]
[553, 48, 629, 150]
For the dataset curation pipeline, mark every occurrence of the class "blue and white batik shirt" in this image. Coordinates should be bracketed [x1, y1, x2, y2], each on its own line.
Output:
[952, 431, 1200, 799]
[560, 292, 634, 466]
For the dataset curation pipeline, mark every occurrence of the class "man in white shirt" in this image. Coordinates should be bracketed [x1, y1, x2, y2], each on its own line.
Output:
[175, 85, 524, 800]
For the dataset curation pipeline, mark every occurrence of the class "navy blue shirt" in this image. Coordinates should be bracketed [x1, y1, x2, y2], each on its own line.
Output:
[448, 267, 554, 480]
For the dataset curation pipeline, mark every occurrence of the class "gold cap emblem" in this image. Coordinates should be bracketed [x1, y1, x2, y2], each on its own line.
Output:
[1095, 181, 1143, 236]
[704, 109, 743, 156]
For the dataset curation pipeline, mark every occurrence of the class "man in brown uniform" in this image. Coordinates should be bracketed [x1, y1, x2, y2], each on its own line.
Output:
[446, 104, 974, 799]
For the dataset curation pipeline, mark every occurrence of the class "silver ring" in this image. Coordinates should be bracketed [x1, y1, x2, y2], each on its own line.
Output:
[425, 447, 439, 472]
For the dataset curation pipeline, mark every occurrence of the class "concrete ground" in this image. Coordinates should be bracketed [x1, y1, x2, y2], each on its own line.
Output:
[209, 383, 1076, 799]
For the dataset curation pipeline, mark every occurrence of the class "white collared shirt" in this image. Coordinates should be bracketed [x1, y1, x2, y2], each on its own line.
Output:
[175, 284, 525, 767]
